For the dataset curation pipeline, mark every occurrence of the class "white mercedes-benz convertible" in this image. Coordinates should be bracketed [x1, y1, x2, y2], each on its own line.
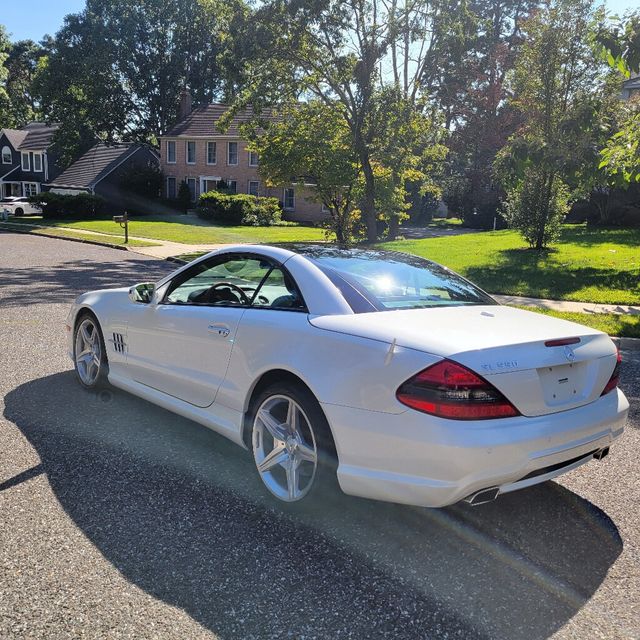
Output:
[66, 245, 628, 507]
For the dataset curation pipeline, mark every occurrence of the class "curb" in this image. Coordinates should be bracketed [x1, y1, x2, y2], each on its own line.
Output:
[0, 223, 130, 252]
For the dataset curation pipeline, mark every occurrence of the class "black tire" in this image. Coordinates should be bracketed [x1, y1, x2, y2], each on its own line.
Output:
[248, 381, 339, 506]
[14, 207, 24, 216]
[73, 312, 110, 390]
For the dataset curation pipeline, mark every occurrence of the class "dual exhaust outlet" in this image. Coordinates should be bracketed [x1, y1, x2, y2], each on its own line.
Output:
[463, 447, 610, 506]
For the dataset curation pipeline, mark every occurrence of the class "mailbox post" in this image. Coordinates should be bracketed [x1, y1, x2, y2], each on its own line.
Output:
[113, 211, 129, 243]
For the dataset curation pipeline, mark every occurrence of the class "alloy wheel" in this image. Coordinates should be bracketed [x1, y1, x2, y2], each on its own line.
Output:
[252, 394, 318, 502]
[75, 318, 102, 386]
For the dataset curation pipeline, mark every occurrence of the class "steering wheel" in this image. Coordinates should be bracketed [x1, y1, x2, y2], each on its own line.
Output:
[207, 282, 251, 304]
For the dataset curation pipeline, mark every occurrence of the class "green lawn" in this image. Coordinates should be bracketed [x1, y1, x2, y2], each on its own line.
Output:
[381, 225, 640, 305]
[9, 214, 326, 244]
[511, 306, 640, 338]
[0, 221, 158, 247]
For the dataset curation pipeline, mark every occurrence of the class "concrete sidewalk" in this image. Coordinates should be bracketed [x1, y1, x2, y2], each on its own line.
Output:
[493, 294, 640, 316]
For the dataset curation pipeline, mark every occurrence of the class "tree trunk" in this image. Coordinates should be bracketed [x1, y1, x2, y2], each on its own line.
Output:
[360, 153, 378, 243]
[388, 214, 400, 240]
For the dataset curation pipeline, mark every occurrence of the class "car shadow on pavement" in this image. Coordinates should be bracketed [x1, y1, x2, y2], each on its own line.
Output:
[4, 372, 623, 640]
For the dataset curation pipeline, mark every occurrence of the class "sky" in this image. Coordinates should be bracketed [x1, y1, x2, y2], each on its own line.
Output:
[1, 0, 638, 42]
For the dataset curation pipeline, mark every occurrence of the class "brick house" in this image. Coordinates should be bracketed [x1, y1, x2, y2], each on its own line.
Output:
[0, 122, 62, 199]
[160, 92, 327, 222]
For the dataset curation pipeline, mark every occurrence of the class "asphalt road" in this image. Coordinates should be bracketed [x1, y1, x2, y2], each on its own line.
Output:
[0, 232, 638, 640]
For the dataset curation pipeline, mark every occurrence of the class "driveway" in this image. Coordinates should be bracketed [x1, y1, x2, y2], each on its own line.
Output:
[0, 232, 638, 640]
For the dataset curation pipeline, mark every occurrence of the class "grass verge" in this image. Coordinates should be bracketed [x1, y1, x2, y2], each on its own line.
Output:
[8, 215, 326, 244]
[0, 221, 158, 247]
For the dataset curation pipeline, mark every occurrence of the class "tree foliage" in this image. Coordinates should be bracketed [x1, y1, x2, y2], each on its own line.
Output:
[33, 0, 234, 162]
[496, 0, 606, 248]
[596, 11, 640, 190]
[230, 0, 468, 241]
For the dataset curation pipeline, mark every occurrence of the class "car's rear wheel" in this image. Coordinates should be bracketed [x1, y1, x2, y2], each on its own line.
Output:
[14, 207, 23, 216]
[73, 314, 109, 389]
[250, 383, 337, 504]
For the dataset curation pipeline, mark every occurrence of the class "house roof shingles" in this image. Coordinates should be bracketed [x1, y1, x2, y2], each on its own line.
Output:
[1, 128, 29, 149]
[17, 122, 60, 150]
[164, 104, 274, 138]
[48, 143, 141, 189]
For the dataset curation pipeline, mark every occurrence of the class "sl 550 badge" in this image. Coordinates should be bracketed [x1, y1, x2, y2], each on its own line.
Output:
[480, 360, 519, 372]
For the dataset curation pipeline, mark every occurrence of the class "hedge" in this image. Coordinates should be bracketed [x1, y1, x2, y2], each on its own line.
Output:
[29, 192, 106, 219]
[197, 191, 282, 226]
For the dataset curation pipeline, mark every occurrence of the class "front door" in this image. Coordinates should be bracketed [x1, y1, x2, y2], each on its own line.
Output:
[126, 253, 277, 407]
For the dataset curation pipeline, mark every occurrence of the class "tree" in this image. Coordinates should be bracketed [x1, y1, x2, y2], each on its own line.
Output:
[501, 165, 570, 247]
[496, 0, 602, 249]
[247, 102, 361, 244]
[34, 0, 235, 161]
[230, 0, 475, 241]
[3, 38, 49, 126]
[444, 0, 535, 228]
[596, 11, 640, 189]
[0, 25, 12, 126]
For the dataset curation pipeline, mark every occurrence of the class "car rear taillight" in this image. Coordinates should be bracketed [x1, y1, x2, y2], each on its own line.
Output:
[601, 347, 622, 396]
[396, 359, 520, 420]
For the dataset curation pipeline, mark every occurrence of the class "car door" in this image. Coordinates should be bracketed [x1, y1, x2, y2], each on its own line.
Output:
[126, 252, 276, 407]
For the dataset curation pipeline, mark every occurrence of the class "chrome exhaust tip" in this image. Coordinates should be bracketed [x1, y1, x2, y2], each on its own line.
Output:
[593, 447, 610, 461]
[464, 486, 500, 506]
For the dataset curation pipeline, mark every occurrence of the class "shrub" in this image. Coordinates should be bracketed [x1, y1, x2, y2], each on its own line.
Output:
[501, 168, 569, 249]
[30, 192, 106, 219]
[177, 180, 192, 214]
[197, 191, 282, 226]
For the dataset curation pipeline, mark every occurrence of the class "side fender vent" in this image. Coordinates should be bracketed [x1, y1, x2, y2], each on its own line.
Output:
[111, 332, 127, 354]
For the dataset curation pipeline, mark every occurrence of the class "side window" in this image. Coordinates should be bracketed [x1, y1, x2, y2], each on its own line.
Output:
[164, 255, 274, 306]
[252, 267, 307, 311]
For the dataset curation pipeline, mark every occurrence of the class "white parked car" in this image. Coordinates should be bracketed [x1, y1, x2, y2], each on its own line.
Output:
[0, 196, 42, 216]
[66, 245, 628, 507]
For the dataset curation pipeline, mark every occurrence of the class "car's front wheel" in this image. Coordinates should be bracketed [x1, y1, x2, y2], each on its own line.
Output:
[250, 383, 337, 504]
[14, 207, 23, 216]
[73, 313, 109, 389]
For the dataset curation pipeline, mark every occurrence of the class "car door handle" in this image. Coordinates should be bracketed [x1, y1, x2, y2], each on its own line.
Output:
[208, 322, 230, 337]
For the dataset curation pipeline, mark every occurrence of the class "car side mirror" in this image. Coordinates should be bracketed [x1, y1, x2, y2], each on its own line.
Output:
[129, 282, 155, 304]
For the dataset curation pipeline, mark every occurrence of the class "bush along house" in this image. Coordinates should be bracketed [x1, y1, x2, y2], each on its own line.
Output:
[160, 90, 328, 222]
[0, 122, 62, 199]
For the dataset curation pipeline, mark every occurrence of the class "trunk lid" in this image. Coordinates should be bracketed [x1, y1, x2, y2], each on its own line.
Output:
[309, 305, 617, 417]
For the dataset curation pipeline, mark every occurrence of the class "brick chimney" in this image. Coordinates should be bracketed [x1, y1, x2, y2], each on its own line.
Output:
[178, 88, 192, 121]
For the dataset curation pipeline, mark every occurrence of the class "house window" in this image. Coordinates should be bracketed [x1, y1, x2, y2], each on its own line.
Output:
[21, 152, 30, 171]
[23, 182, 38, 197]
[167, 140, 176, 164]
[207, 141, 217, 165]
[248, 180, 259, 197]
[249, 150, 258, 167]
[186, 141, 196, 164]
[33, 153, 43, 172]
[228, 142, 238, 165]
[228, 180, 237, 194]
[284, 187, 295, 210]
[1, 146, 11, 164]
[167, 177, 176, 199]
[187, 178, 197, 201]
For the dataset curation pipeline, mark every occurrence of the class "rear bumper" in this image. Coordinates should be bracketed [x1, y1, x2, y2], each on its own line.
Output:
[322, 388, 628, 508]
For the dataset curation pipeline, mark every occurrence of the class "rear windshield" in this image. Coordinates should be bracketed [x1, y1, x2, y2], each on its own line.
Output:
[308, 250, 496, 312]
